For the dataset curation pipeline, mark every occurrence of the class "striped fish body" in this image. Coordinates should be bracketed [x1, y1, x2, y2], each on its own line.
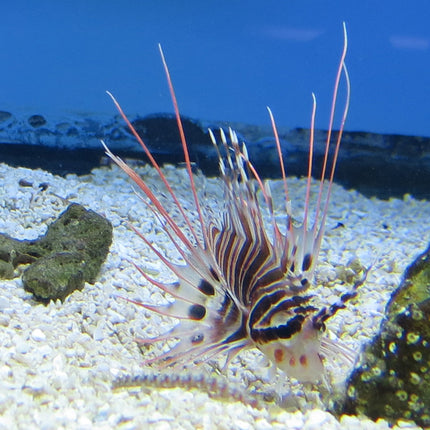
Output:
[203, 130, 327, 382]
[103, 23, 353, 383]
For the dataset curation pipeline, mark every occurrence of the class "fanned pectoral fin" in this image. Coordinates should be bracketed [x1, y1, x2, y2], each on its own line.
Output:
[132, 296, 209, 321]
[138, 320, 249, 369]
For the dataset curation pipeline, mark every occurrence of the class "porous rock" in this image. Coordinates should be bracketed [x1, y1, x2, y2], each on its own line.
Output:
[28, 114, 47, 128]
[0, 203, 112, 302]
[337, 243, 430, 427]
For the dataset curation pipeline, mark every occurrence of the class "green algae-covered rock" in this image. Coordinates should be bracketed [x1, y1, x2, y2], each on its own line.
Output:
[339, 243, 430, 427]
[33, 203, 113, 284]
[23, 252, 85, 302]
[0, 232, 39, 277]
[0, 203, 112, 302]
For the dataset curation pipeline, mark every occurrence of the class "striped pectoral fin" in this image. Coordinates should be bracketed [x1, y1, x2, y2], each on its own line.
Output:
[141, 336, 211, 369]
[134, 289, 250, 368]
[136, 314, 229, 367]
[312, 265, 370, 330]
[134, 251, 222, 306]
[140, 326, 250, 369]
[134, 296, 211, 322]
[174, 262, 222, 299]
[143, 275, 216, 306]
[135, 318, 207, 347]
[311, 290, 359, 333]
[136, 323, 209, 367]
[287, 225, 321, 280]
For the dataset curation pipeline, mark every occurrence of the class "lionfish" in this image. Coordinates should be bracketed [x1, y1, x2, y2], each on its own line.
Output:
[103, 23, 355, 383]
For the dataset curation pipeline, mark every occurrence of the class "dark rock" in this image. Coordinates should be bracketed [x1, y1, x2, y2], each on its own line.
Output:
[0, 110, 12, 123]
[0, 203, 113, 302]
[28, 114, 47, 128]
[1, 109, 430, 199]
[0, 259, 14, 279]
[220, 124, 430, 200]
[130, 113, 212, 155]
[336, 243, 430, 427]
[0, 233, 38, 272]
[0, 144, 104, 176]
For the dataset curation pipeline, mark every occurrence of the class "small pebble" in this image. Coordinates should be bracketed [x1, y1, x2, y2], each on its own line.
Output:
[0, 297, 10, 311]
[31, 328, 47, 342]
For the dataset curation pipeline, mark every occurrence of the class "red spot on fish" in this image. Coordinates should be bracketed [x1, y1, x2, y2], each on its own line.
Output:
[274, 348, 284, 363]
[289, 356, 296, 367]
[299, 354, 308, 366]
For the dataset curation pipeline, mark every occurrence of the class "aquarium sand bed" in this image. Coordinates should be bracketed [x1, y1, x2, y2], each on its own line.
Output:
[0, 161, 429, 429]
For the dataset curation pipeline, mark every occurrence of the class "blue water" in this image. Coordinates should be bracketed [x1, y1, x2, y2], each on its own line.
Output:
[1, 1, 429, 137]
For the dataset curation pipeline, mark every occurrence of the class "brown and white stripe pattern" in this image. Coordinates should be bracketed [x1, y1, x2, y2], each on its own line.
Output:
[103, 23, 357, 383]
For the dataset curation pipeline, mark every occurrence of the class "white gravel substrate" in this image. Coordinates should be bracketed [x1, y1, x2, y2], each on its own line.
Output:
[0, 159, 429, 430]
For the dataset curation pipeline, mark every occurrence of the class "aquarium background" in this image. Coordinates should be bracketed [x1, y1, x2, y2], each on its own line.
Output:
[1, 0, 429, 137]
[0, 1, 429, 199]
